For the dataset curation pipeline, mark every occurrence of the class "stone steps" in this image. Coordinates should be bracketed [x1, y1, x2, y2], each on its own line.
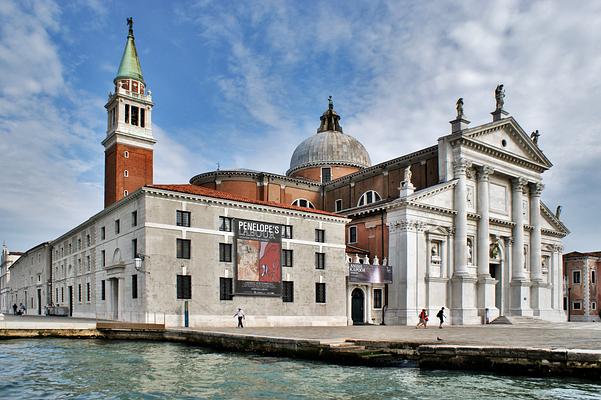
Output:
[490, 316, 550, 325]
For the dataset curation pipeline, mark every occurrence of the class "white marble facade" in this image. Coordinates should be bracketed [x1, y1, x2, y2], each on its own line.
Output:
[385, 115, 568, 325]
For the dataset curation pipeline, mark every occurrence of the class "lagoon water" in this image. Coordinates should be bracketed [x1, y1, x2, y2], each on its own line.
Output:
[0, 339, 600, 399]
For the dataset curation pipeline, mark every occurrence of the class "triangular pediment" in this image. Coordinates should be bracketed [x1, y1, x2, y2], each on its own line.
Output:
[408, 181, 456, 210]
[540, 201, 569, 235]
[462, 118, 553, 169]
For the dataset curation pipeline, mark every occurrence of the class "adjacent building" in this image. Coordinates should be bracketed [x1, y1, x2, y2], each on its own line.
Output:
[563, 251, 601, 322]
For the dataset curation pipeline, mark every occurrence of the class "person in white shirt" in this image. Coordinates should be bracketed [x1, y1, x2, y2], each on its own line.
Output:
[234, 308, 245, 328]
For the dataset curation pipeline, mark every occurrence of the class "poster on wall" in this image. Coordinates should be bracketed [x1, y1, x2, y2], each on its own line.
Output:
[234, 219, 282, 296]
[348, 263, 393, 284]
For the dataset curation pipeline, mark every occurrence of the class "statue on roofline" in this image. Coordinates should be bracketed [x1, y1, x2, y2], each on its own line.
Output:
[456, 97, 464, 119]
[495, 84, 505, 111]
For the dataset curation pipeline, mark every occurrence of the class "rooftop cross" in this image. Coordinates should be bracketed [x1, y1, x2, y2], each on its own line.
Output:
[127, 17, 134, 37]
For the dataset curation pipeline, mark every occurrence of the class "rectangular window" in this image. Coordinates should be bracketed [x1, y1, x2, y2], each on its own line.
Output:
[316, 282, 326, 303]
[282, 249, 293, 267]
[592, 301, 597, 311]
[335, 199, 343, 212]
[78, 284, 82, 302]
[349, 226, 357, 243]
[86, 282, 91, 302]
[56, 288, 59, 303]
[219, 243, 232, 262]
[78, 239, 82, 250]
[315, 229, 325, 243]
[101, 280, 106, 301]
[132, 239, 138, 259]
[101, 226, 105, 240]
[86, 255, 90, 271]
[283, 281, 294, 302]
[131, 105, 139, 126]
[282, 225, 293, 239]
[220, 277, 233, 300]
[176, 239, 191, 259]
[573, 301, 582, 310]
[573, 270, 581, 284]
[132, 211, 138, 227]
[177, 275, 192, 299]
[61, 287, 64, 303]
[219, 216, 232, 232]
[315, 252, 325, 269]
[115, 219, 120, 234]
[176, 210, 191, 227]
[373, 288, 383, 309]
[132, 274, 138, 299]
[140, 108, 145, 128]
[86, 234, 91, 247]
[125, 104, 130, 123]
[101, 250, 106, 267]
[592, 270, 596, 284]
[321, 167, 331, 183]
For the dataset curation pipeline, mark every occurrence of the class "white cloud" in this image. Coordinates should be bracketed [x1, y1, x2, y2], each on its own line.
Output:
[180, 0, 601, 250]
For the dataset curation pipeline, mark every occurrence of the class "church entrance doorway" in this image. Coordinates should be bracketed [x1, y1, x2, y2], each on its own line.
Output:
[351, 288, 365, 325]
[490, 262, 502, 313]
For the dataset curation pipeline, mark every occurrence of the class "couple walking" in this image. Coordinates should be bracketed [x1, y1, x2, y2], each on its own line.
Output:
[416, 307, 446, 329]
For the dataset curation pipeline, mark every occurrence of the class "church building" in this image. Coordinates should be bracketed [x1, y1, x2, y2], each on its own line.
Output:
[1, 20, 568, 326]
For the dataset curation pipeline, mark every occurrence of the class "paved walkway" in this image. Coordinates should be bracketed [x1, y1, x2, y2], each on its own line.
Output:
[2, 314, 601, 350]
[196, 322, 601, 350]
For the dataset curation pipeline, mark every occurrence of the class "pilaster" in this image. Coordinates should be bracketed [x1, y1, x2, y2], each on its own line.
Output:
[529, 182, 545, 315]
[510, 177, 532, 316]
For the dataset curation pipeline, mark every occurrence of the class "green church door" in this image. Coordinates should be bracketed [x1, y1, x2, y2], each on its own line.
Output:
[351, 288, 365, 325]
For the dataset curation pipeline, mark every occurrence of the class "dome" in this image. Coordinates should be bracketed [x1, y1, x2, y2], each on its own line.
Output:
[287, 97, 371, 175]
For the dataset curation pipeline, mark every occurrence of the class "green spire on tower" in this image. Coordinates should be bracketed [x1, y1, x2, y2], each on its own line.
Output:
[114, 17, 144, 84]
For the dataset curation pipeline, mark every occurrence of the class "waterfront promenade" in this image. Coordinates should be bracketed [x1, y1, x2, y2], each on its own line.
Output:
[1, 314, 601, 350]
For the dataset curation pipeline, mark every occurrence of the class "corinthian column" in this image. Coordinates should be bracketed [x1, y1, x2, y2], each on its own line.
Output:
[529, 182, 544, 282]
[511, 177, 527, 281]
[477, 166, 494, 276]
[453, 158, 470, 276]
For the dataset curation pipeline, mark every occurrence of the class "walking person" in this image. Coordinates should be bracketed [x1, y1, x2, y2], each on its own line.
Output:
[12, 303, 17, 315]
[234, 307, 245, 328]
[416, 309, 428, 329]
[436, 307, 446, 329]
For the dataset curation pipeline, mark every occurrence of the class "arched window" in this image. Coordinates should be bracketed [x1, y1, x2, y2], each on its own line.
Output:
[292, 198, 315, 209]
[357, 190, 381, 207]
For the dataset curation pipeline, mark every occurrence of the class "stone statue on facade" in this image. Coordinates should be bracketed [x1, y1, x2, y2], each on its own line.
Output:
[490, 239, 500, 260]
[495, 84, 505, 111]
[456, 98, 464, 119]
[555, 205, 562, 219]
[401, 165, 413, 189]
[530, 130, 540, 145]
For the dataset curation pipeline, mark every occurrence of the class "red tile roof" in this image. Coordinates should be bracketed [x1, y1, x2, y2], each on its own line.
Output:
[146, 184, 342, 217]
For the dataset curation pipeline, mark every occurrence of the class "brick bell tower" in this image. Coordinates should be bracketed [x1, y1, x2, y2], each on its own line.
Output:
[103, 18, 155, 208]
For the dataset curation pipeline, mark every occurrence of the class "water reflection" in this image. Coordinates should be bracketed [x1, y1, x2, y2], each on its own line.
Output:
[0, 339, 599, 399]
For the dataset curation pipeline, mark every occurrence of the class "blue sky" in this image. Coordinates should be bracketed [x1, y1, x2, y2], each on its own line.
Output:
[1, 0, 600, 252]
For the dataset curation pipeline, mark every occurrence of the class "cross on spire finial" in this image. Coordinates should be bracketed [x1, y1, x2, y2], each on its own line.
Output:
[127, 17, 134, 37]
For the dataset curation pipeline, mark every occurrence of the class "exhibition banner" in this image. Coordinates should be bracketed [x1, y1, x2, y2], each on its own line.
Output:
[234, 219, 282, 296]
[348, 263, 393, 284]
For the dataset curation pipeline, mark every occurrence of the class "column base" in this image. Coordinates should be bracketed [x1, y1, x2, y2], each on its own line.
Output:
[384, 307, 420, 325]
[510, 279, 533, 316]
[477, 274, 499, 323]
[530, 279, 547, 315]
[451, 274, 480, 324]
